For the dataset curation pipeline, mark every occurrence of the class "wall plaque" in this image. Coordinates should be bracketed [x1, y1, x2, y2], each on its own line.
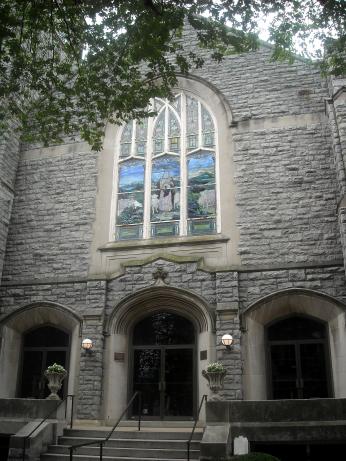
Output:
[114, 352, 125, 362]
[200, 350, 207, 360]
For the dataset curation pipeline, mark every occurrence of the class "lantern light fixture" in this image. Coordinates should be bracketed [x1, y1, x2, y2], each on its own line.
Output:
[221, 334, 233, 350]
[82, 338, 93, 353]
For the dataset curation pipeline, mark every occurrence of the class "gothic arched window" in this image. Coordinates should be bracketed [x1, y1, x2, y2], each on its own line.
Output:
[113, 93, 219, 240]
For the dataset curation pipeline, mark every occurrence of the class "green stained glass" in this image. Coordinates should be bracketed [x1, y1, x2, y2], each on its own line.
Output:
[188, 219, 216, 235]
[116, 225, 143, 240]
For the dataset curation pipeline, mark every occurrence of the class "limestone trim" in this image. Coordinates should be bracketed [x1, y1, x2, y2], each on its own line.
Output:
[0, 301, 83, 335]
[241, 288, 346, 400]
[99, 233, 229, 252]
[174, 73, 233, 126]
[240, 287, 346, 331]
[106, 285, 216, 335]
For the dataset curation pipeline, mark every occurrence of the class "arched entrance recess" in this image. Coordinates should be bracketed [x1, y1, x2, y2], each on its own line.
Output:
[0, 302, 82, 399]
[103, 286, 215, 423]
[20, 325, 70, 399]
[241, 289, 346, 400]
[267, 315, 331, 399]
[132, 312, 195, 420]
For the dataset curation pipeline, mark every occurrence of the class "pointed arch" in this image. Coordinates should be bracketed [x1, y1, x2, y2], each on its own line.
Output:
[0, 301, 83, 335]
[241, 288, 346, 330]
[106, 285, 215, 335]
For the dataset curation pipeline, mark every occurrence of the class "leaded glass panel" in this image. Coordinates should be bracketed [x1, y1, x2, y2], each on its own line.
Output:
[135, 119, 148, 157]
[187, 151, 216, 234]
[116, 160, 145, 235]
[115, 93, 218, 240]
[168, 109, 180, 153]
[120, 121, 133, 158]
[202, 106, 215, 147]
[153, 110, 165, 155]
[151, 155, 180, 223]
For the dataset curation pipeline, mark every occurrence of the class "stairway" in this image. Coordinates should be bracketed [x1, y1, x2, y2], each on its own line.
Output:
[41, 427, 203, 461]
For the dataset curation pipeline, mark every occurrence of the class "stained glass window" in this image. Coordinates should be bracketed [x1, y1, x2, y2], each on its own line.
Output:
[114, 93, 218, 240]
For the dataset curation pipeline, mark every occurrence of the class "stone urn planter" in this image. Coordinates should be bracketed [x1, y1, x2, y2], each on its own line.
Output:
[202, 362, 227, 400]
[44, 363, 67, 400]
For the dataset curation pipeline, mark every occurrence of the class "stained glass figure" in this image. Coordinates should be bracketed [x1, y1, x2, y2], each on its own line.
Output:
[115, 94, 218, 240]
[151, 156, 180, 223]
[186, 96, 199, 152]
[135, 119, 148, 157]
[153, 110, 165, 155]
[202, 106, 215, 147]
[168, 109, 180, 153]
[120, 121, 133, 158]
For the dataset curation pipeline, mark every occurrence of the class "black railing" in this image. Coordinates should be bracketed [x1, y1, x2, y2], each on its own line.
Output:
[187, 394, 207, 461]
[69, 391, 142, 461]
[22, 394, 74, 461]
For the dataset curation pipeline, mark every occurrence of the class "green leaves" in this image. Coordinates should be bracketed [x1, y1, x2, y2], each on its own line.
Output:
[0, 1, 344, 151]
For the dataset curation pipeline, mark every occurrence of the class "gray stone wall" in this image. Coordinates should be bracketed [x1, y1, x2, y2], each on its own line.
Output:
[238, 264, 346, 310]
[0, 121, 21, 282]
[1, 147, 98, 283]
[233, 123, 341, 266]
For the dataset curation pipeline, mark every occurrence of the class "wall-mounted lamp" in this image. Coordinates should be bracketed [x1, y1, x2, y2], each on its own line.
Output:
[221, 334, 233, 350]
[82, 338, 93, 354]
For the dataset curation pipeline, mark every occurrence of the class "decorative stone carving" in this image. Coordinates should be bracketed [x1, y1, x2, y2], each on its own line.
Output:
[44, 370, 67, 400]
[152, 267, 168, 285]
[202, 369, 227, 400]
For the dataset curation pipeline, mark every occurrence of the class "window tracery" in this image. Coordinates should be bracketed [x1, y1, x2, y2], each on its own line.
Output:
[114, 93, 218, 240]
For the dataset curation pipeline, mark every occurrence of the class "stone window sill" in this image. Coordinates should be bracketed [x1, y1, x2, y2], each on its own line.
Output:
[99, 234, 229, 252]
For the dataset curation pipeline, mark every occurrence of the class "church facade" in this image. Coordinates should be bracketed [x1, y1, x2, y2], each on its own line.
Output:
[1, 28, 346, 433]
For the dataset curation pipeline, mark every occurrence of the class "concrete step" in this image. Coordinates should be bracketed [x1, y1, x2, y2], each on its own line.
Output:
[41, 455, 199, 461]
[48, 444, 199, 459]
[41, 426, 202, 461]
[58, 436, 201, 450]
[63, 429, 202, 440]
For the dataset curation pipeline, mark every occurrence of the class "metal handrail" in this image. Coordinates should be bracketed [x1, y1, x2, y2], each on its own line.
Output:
[187, 394, 207, 461]
[69, 391, 142, 461]
[22, 394, 74, 461]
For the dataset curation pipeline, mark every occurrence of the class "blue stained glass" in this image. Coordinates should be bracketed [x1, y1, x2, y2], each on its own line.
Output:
[187, 152, 216, 219]
[136, 119, 148, 141]
[118, 160, 145, 193]
[187, 152, 215, 186]
[151, 156, 180, 222]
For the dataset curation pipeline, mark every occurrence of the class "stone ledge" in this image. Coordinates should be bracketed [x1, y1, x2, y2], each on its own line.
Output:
[99, 234, 230, 252]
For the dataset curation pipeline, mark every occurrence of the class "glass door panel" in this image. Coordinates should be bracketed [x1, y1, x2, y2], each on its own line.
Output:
[300, 343, 328, 398]
[270, 344, 299, 399]
[21, 351, 45, 398]
[133, 349, 161, 417]
[164, 348, 193, 418]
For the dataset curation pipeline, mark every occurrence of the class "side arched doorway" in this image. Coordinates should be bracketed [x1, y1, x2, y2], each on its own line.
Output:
[20, 325, 70, 399]
[131, 312, 196, 420]
[267, 316, 332, 399]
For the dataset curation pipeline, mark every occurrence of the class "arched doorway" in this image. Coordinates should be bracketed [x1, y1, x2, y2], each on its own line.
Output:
[131, 312, 196, 420]
[19, 325, 70, 398]
[267, 316, 332, 399]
